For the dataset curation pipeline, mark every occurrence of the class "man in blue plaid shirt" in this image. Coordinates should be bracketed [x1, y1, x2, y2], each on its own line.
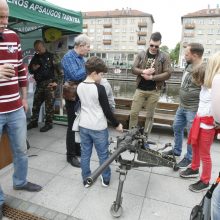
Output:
[61, 34, 90, 168]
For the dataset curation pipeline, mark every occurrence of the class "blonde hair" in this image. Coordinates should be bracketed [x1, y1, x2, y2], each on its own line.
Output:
[204, 51, 220, 88]
[192, 63, 206, 86]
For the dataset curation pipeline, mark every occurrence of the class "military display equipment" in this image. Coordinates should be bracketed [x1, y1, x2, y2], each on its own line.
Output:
[86, 127, 177, 218]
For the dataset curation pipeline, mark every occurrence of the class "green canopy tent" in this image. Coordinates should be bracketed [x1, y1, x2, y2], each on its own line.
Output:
[7, 0, 82, 35]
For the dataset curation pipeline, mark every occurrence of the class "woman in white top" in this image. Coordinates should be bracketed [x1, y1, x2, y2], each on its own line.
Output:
[211, 63, 220, 220]
[180, 54, 220, 193]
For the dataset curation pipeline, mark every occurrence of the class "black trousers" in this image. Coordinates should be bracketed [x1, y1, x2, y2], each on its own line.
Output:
[65, 100, 81, 158]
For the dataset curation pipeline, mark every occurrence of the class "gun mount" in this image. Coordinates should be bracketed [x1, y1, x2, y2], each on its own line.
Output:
[86, 127, 177, 218]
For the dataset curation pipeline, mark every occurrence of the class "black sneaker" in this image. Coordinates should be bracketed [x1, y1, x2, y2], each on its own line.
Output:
[27, 121, 38, 130]
[189, 180, 209, 193]
[40, 124, 53, 132]
[176, 158, 191, 169]
[163, 149, 180, 157]
[180, 168, 199, 178]
[13, 182, 42, 192]
[100, 175, 110, 187]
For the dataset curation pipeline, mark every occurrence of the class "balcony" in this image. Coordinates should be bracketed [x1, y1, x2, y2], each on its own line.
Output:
[137, 40, 146, 45]
[184, 23, 195, 29]
[137, 31, 147, 36]
[183, 33, 194, 37]
[103, 32, 112, 35]
[138, 22, 147, 27]
[103, 40, 111, 45]
[103, 24, 112, 28]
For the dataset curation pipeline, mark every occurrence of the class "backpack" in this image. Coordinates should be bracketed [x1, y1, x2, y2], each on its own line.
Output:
[190, 173, 220, 220]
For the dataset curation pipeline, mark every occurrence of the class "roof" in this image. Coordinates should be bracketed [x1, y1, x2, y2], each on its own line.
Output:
[8, 0, 82, 34]
[82, 9, 154, 23]
[182, 8, 220, 19]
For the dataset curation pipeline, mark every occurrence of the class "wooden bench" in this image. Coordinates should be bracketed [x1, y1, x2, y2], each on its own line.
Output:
[114, 97, 179, 128]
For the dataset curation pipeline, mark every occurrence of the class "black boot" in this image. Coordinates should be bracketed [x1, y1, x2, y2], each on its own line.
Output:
[67, 156, 80, 168]
[40, 124, 53, 132]
[27, 121, 38, 130]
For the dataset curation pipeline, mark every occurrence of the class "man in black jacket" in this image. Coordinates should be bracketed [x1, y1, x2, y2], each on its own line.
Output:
[27, 40, 57, 132]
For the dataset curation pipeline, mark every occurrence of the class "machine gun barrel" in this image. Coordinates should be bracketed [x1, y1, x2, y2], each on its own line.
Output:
[86, 134, 134, 186]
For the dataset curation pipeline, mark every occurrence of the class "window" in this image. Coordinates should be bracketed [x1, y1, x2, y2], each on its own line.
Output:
[103, 35, 111, 40]
[206, 40, 212, 45]
[96, 53, 101, 57]
[216, 40, 220, 45]
[114, 19, 120, 25]
[128, 54, 134, 61]
[104, 45, 111, 50]
[89, 29, 95, 33]
[130, 27, 135, 33]
[122, 36, 126, 41]
[115, 29, 120, 33]
[104, 28, 111, 32]
[97, 19, 103, 24]
[204, 49, 211, 54]
[122, 19, 127, 24]
[129, 36, 134, 41]
[207, 29, 215, 35]
[121, 28, 126, 33]
[137, 45, 145, 50]
[197, 30, 204, 35]
[130, 19, 135, 24]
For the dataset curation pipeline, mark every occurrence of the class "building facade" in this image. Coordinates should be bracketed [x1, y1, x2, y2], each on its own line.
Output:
[82, 8, 154, 76]
[179, 7, 220, 67]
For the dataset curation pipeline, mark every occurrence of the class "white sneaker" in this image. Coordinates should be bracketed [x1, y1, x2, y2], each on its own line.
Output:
[100, 175, 110, 187]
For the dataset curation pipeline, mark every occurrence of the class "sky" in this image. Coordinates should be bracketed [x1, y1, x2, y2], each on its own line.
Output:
[47, 0, 219, 49]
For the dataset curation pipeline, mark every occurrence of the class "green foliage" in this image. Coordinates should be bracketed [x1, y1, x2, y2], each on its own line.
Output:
[170, 43, 180, 65]
[160, 45, 169, 53]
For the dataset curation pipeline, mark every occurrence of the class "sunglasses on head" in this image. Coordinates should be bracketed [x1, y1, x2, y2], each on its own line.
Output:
[150, 44, 159, 49]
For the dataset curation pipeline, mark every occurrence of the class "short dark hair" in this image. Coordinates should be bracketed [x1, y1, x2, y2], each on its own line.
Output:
[188, 43, 204, 57]
[34, 40, 44, 47]
[85, 56, 108, 75]
[150, 32, 162, 41]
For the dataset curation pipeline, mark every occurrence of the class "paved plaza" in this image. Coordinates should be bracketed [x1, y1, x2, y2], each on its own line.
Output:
[0, 124, 219, 220]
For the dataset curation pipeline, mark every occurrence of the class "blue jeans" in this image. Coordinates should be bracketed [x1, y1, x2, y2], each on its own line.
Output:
[212, 184, 220, 220]
[79, 127, 111, 182]
[0, 108, 28, 205]
[172, 107, 196, 161]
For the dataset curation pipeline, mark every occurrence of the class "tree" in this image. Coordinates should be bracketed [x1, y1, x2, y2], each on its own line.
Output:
[160, 45, 169, 54]
[170, 43, 180, 65]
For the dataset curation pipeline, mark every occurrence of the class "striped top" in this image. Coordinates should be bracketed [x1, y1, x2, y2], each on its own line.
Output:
[0, 29, 27, 113]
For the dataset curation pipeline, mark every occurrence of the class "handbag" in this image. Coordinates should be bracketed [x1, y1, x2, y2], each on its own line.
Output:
[62, 81, 78, 101]
[190, 172, 220, 220]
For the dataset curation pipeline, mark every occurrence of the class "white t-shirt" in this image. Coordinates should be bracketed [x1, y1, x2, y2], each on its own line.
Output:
[197, 86, 214, 129]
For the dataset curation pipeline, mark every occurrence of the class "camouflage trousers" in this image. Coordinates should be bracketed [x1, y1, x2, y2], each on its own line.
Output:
[30, 80, 54, 124]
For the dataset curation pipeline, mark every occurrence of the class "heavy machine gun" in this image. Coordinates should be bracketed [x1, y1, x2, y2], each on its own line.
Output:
[86, 127, 177, 218]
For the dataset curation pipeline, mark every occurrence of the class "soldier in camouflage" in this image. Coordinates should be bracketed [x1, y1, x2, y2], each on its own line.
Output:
[27, 40, 57, 132]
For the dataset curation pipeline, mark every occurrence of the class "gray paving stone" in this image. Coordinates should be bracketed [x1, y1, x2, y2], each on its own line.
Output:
[17, 201, 31, 211]
[26, 203, 40, 214]
[8, 197, 22, 208]
[35, 206, 48, 217]
[44, 209, 58, 219]
[54, 213, 68, 220]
